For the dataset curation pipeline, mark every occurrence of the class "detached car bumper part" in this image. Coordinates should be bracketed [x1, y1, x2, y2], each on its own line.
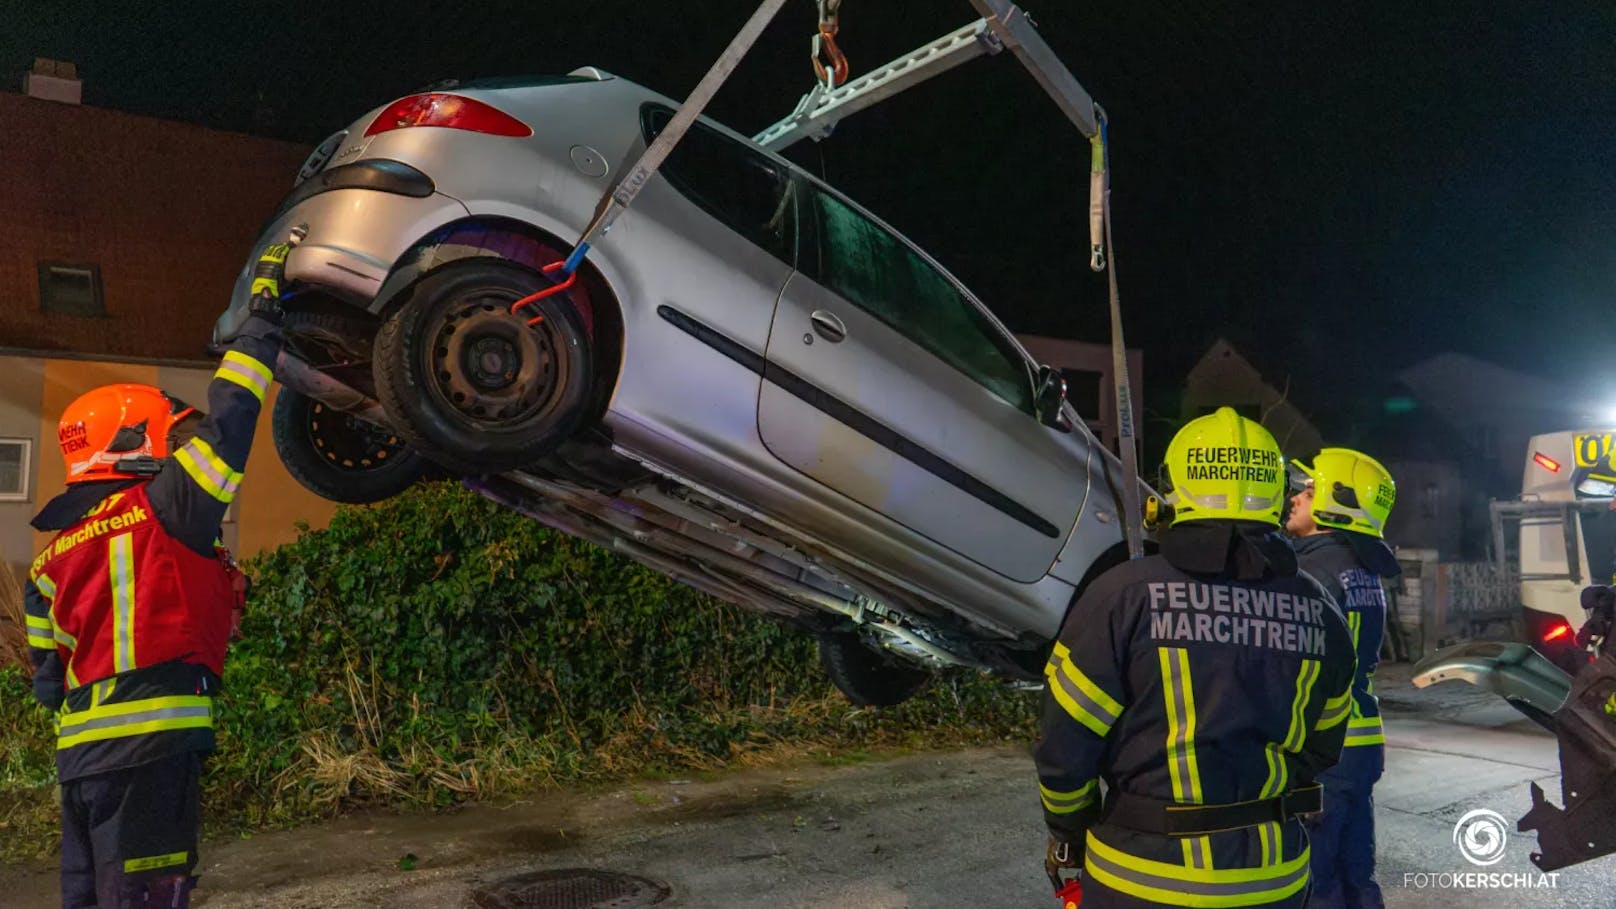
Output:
[1412, 641, 1571, 731]
[1415, 643, 1616, 871]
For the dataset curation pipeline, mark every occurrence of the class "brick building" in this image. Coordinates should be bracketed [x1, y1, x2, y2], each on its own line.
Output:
[0, 73, 337, 574]
[0, 86, 307, 358]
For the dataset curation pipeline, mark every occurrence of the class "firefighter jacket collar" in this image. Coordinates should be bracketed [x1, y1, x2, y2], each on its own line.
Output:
[1293, 530, 1401, 578]
[32, 479, 142, 531]
[1159, 520, 1298, 581]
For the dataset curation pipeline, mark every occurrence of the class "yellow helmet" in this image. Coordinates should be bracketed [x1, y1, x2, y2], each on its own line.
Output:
[1293, 447, 1396, 538]
[1163, 407, 1286, 526]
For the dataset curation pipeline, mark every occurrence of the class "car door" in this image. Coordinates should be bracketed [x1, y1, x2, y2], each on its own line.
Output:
[631, 104, 802, 462]
[756, 183, 1085, 582]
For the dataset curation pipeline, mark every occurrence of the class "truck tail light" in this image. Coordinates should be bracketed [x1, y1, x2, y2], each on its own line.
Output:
[1533, 452, 1562, 473]
[1543, 621, 1573, 642]
[364, 94, 532, 138]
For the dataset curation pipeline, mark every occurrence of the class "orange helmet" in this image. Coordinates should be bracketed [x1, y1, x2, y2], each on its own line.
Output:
[58, 384, 196, 484]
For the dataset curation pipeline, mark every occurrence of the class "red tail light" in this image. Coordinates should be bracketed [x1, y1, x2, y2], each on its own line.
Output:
[1533, 452, 1562, 473]
[364, 94, 532, 138]
[1543, 622, 1573, 642]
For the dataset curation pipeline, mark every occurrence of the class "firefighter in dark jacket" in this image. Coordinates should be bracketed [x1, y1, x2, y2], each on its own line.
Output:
[24, 243, 288, 909]
[1036, 407, 1357, 908]
[1288, 449, 1399, 909]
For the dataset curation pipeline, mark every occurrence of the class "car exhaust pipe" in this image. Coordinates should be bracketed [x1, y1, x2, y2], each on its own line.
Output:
[272, 352, 392, 428]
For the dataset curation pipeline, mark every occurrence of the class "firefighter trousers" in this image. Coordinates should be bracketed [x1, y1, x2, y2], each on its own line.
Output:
[1308, 745, 1384, 909]
[60, 751, 201, 909]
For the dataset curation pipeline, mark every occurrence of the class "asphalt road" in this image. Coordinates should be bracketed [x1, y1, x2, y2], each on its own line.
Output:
[7, 664, 1614, 908]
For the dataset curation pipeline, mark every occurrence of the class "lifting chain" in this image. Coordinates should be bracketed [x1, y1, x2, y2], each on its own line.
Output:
[812, 0, 849, 88]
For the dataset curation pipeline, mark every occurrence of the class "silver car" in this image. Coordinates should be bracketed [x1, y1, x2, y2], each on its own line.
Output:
[214, 68, 1138, 704]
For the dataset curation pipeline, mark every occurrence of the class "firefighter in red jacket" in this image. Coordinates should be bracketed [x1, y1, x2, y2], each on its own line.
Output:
[23, 243, 288, 909]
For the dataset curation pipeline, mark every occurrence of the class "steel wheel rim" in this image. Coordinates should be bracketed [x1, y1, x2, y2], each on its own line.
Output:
[425, 292, 563, 428]
[307, 401, 406, 471]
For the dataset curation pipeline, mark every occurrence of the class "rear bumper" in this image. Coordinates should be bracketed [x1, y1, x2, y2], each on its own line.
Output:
[212, 185, 470, 347]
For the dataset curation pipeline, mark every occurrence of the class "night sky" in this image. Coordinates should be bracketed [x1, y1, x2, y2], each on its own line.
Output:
[7, 0, 1616, 428]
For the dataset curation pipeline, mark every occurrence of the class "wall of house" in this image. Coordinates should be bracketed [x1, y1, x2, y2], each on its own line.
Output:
[0, 88, 321, 579]
[0, 90, 308, 360]
[1395, 353, 1592, 500]
[0, 356, 47, 579]
[1382, 459, 1466, 559]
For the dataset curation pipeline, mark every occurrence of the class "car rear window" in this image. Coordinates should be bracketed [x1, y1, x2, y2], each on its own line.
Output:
[641, 105, 797, 267]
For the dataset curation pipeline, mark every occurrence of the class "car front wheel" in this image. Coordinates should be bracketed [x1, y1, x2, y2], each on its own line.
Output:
[818, 632, 932, 707]
[374, 261, 593, 473]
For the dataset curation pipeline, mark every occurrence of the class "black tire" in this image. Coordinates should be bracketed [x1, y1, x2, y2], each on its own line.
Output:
[818, 632, 932, 707]
[271, 388, 428, 504]
[374, 261, 593, 473]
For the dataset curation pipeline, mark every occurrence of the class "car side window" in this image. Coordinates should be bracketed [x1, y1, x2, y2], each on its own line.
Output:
[807, 187, 1033, 413]
[643, 106, 796, 266]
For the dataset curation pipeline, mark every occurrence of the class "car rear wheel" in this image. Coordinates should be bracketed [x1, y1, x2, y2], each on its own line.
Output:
[374, 261, 593, 473]
[271, 388, 428, 504]
[818, 632, 932, 707]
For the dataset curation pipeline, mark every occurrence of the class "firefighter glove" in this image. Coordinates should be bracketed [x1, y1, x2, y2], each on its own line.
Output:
[246, 242, 292, 325]
[1045, 833, 1081, 891]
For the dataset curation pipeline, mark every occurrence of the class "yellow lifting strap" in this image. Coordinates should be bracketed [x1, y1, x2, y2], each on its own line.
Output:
[571, 0, 791, 260]
[1092, 115, 1145, 560]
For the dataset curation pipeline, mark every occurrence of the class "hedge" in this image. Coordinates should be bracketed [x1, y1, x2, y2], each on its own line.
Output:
[1, 482, 1037, 861]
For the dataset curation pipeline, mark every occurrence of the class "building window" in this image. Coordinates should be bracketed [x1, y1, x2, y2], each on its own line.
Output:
[1420, 483, 1441, 520]
[38, 261, 104, 317]
[0, 438, 32, 502]
[1060, 368, 1105, 421]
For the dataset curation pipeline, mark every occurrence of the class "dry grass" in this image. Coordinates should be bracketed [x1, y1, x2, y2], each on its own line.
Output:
[297, 733, 409, 808]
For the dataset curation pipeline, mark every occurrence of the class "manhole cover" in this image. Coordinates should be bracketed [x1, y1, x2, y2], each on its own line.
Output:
[470, 870, 671, 909]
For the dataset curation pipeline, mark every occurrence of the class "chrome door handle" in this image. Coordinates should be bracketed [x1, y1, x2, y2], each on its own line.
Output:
[809, 310, 847, 343]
